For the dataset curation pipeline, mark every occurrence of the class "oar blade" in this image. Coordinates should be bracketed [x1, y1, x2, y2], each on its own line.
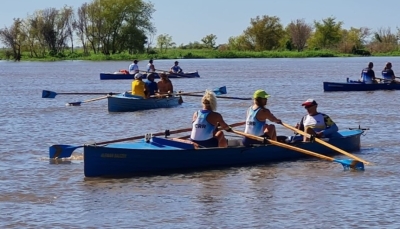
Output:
[49, 145, 83, 159]
[42, 90, 57, 98]
[214, 86, 227, 95]
[334, 159, 365, 171]
[66, 102, 82, 106]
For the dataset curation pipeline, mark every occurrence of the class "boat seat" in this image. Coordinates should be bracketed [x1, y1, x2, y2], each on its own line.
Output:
[227, 139, 243, 147]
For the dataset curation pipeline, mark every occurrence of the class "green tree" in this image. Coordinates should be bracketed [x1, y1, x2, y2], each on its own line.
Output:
[243, 15, 284, 51]
[308, 17, 343, 49]
[85, 0, 155, 55]
[157, 34, 175, 52]
[201, 34, 217, 48]
[337, 27, 370, 53]
[227, 35, 253, 51]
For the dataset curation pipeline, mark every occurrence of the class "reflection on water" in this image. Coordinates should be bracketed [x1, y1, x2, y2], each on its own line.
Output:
[1, 57, 400, 228]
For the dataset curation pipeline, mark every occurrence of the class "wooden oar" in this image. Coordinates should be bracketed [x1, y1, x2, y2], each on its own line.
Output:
[281, 123, 371, 165]
[42, 90, 117, 99]
[231, 129, 364, 170]
[183, 94, 252, 100]
[66, 95, 111, 106]
[154, 86, 227, 98]
[178, 121, 246, 139]
[155, 69, 194, 78]
[49, 126, 194, 159]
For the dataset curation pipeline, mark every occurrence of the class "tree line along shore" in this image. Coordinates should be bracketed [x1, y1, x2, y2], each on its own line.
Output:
[1, 0, 399, 61]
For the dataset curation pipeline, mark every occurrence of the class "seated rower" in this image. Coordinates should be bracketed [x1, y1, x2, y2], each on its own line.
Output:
[382, 62, 398, 83]
[131, 73, 149, 98]
[359, 62, 377, 84]
[145, 73, 158, 96]
[189, 90, 232, 148]
[297, 99, 338, 142]
[170, 61, 183, 74]
[242, 89, 282, 147]
[157, 73, 174, 95]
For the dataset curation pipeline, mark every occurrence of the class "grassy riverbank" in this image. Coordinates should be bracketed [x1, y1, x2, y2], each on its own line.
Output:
[1, 48, 399, 61]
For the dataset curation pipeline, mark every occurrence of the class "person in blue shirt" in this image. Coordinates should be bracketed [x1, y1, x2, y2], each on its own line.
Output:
[359, 62, 376, 84]
[145, 73, 158, 96]
[382, 62, 398, 83]
[170, 61, 183, 73]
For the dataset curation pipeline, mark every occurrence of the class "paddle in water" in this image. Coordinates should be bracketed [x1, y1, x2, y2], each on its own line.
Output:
[281, 123, 371, 165]
[156, 86, 227, 98]
[42, 90, 117, 99]
[231, 129, 365, 171]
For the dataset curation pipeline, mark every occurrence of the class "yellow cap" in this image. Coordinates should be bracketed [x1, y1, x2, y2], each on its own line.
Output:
[253, 89, 270, 99]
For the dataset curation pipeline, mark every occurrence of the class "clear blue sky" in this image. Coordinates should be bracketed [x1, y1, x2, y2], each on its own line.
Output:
[1, 0, 399, 46]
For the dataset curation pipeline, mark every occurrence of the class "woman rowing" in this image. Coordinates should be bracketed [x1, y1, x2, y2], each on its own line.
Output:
[189, 90, 232, 148]
[242, 89, 282, 146]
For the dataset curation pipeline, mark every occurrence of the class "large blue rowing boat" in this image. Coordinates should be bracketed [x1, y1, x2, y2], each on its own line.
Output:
[82, 129, 364, 177]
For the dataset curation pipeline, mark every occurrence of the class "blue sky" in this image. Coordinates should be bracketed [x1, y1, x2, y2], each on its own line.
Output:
[1, 0, 399, 46]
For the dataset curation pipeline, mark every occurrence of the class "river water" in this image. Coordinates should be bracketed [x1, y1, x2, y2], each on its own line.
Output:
[1, 57, 400, 228]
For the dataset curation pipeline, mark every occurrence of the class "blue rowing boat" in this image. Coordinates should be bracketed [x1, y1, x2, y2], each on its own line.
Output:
[108, 93, 183, 112]
[83, 129, 364, 177]
[100, 71, 200, 80]
[324, 79, 400, 91]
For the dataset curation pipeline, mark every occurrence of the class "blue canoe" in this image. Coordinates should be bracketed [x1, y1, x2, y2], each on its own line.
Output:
[324, 79, 400, 91]
[108, 93, 183, 112]
[83, 129, 364, 177]
[100, 71, 200, 80]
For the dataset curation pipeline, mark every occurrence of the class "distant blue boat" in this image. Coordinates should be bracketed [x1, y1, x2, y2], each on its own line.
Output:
[324, 79, 400, 91]
[108, 93, 183, 112]
[83, 129, 364, 177]
[100, 71, 200, 80]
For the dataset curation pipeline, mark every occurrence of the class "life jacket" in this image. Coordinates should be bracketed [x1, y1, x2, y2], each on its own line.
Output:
[119, 69, 129, 74]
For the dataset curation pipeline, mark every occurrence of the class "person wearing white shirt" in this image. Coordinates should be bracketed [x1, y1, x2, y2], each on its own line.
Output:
[129, 60, 139, 74]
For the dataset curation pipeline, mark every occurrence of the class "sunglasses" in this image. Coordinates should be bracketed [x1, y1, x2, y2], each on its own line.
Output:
[304, 105, 315, 109]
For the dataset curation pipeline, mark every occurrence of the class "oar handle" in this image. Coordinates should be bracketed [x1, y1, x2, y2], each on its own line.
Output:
[281, 123, 371, 165]
[231, 130, 335, 162]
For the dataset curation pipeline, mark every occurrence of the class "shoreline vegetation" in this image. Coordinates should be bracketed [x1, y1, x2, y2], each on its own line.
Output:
[1, 0, 400, 62]
[2, 49, 400, 62]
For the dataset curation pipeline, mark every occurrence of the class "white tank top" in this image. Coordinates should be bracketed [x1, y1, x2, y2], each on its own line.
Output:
[244, 106, 265, 136]
[190, 110, 215, 141]
[303, 113, 326, 132]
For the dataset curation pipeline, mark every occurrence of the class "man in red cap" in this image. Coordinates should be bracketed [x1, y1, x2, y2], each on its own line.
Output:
[297, 98, 338, 142]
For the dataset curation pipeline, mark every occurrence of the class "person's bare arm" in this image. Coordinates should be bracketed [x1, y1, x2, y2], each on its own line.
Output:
[261, 109, 281, 124]
[192, 112, 197, 122]
[208, 112, 231, 131]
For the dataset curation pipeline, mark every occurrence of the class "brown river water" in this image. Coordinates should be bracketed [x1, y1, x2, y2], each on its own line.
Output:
[1, 57, 400, 228]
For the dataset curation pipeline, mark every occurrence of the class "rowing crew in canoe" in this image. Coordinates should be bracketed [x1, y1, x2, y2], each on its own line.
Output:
[131, 72, 173, 98]
[186, 89, 338, 148]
